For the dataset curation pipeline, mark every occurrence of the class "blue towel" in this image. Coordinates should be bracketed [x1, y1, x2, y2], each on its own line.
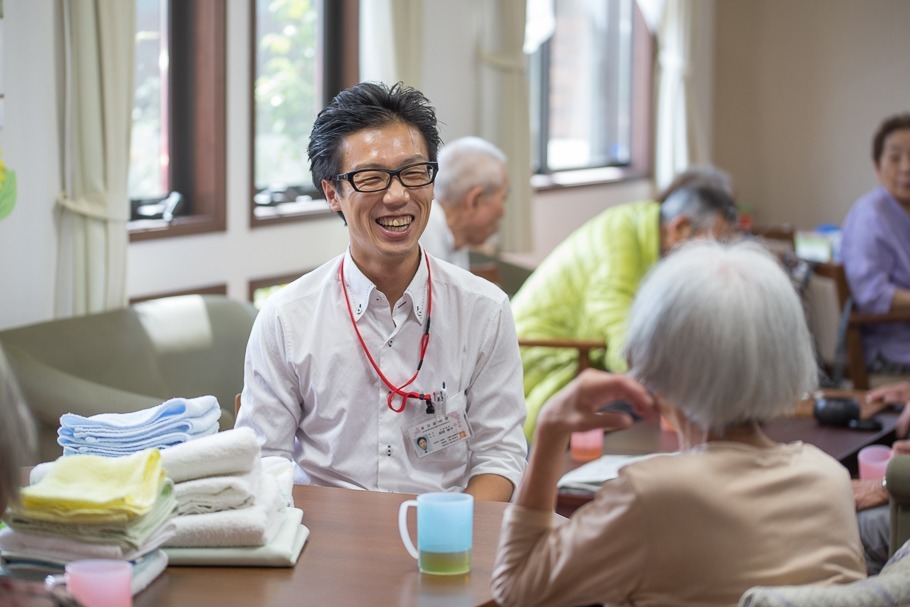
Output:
[60, 424, 219, 457]
[57, 396, 222, 457]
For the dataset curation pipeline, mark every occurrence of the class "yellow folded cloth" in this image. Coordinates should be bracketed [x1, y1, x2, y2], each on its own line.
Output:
[17, 449, 165, 524]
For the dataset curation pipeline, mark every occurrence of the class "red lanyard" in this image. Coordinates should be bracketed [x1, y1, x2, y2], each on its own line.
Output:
[340, 254, 432, 413]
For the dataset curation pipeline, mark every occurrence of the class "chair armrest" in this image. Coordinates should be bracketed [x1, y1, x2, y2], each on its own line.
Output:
[887, 455, 910, 503]
[518, 338, 605, 372]
[887, 455, 910, 555]
[850, 310, 910, 325]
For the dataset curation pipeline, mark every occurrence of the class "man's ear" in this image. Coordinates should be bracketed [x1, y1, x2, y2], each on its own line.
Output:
[464, 186, 484, 211]
[667, 215, 693, 243]
[323, 179, 343, 212]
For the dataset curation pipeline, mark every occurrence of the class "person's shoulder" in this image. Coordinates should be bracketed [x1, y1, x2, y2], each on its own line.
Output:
[843, 187, 890, 236]
[261, 254, 342, 312]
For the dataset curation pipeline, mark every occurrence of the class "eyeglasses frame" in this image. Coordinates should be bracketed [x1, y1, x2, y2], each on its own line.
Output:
[332, 161, 440, 193]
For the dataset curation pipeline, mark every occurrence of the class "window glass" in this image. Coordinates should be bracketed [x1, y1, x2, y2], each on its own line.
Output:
[253, 0, 324, 215]
[532, 0, 636, 174]
[130, 0, 167, 203]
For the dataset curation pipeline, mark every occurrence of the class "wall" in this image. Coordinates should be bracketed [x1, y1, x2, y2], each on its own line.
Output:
[0, 0, 704, 330]
[0, 1, 62, 330]
[713, 0, 910, 230]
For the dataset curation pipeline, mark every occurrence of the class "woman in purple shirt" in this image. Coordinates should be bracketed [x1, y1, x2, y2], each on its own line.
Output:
[841, 112, 910, 372]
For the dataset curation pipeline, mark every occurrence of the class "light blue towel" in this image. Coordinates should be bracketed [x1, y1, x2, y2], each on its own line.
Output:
[59, 424, 219, 457]
[57, 396, 222, 457]
[60, 395, 220, 433]
[59, 406, 221, 444]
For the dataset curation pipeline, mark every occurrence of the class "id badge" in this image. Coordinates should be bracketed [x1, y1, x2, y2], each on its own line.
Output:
[406, 411, 473, 458]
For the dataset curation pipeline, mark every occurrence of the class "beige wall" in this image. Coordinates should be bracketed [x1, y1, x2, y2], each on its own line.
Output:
[713, 0, 910, 231]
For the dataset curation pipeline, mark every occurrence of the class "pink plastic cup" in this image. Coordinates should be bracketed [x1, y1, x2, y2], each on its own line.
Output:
[858, 445, 893, 480]
[569, 429, 604, 462]
[46, 559, 132, 607]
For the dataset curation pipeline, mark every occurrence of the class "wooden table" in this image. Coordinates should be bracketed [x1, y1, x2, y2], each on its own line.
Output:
[557, 406, 901, 517]
[135, 485, 508, 607]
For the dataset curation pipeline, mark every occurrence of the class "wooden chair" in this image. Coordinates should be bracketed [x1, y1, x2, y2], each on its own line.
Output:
[804, 262, 910, 389]
[516, 338, 605, 373]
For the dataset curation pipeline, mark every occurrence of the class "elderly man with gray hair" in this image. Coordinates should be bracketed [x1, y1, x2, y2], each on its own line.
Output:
[493, 240, 866, 607]
[419, 136, 509, 269]
[514, 169, 739, 441]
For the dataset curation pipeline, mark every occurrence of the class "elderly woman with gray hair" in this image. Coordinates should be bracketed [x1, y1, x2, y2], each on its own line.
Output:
[492, 240, 866, 607]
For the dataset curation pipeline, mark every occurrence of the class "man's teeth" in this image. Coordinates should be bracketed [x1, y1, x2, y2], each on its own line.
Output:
[378, 217, 412, 229]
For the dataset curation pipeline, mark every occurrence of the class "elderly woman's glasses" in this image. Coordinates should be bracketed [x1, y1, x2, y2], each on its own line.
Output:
[333, 161, 439, 193]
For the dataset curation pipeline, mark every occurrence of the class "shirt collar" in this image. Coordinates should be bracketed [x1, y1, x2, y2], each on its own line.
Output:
[340, 248, 429, 324]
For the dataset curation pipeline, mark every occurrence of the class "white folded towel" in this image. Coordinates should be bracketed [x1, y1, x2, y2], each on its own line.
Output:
[174, 465, 260, 515]
[132, 549, 168, 596]
[262, 456, 294, 507]
[163, 508, 308, 567]
[160, 426, 260, 483]
[0, 520, 176, 563]
[163, 474, 285, 548]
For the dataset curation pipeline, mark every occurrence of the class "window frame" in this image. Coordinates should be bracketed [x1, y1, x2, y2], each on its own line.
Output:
[530, 0, 654, 191]
[248, 0, 359, 229]
[129, 0, 227, 242]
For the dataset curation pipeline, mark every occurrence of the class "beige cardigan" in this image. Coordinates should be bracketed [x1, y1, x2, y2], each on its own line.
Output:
[492, 441, 866, 607]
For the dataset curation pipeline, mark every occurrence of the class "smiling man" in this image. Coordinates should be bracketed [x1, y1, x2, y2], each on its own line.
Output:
[236, 82, 527, 502]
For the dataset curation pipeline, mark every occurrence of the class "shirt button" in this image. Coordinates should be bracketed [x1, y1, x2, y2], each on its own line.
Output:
[386, 445, 392, 456]
[388, 339, 393, 347]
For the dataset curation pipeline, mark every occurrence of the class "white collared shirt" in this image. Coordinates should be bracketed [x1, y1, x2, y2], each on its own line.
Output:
[238, 248, 527, 494]
[419, 199, 470, 270]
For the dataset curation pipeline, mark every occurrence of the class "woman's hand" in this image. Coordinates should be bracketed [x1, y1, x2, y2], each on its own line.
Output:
[535, 369, 656, 442]
[515, 370, 656, 513]
[867, 383, 910, 437]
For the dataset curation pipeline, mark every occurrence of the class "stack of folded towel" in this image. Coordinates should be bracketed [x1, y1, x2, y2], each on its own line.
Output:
[57, 395, 222, 457]
[157, 427, 307, 567]
[0, 449, 175, 594]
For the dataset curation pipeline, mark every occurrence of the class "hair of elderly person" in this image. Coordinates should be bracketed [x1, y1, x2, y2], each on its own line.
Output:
[433, 137, 507, 206]
[660, 181, 739, 232]
[624, 239, 817, 433]
[655, 165, 733, 203]
[872, 112, 910, 167]
[307, 81, 442, 190]
[0, 345, 37, 508]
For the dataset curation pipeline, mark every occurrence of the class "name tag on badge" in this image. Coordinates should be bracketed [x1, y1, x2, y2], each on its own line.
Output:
[407, 411, 473, 458]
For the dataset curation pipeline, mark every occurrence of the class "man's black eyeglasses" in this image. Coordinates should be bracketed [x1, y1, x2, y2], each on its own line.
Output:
[332, 161, 439, 193]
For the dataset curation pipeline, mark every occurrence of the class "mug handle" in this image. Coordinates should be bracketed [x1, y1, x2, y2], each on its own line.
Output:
[398, 499, 419, 559]
[44, 573, 66, 593]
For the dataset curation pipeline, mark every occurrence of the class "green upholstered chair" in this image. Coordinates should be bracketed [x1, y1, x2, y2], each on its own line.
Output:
[0, 294, 257, 463]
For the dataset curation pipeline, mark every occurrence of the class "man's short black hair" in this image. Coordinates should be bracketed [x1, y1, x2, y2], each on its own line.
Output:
[307, 81, 442, 191]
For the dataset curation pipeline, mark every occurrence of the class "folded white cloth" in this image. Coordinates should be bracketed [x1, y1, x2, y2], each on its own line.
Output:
[0, 519, 176, 563]
[262, 456, 294, 507]
[163, 508, 307, 567]
[160, 426, 260, 483]
[163, 474, 285, 548]
[174, 465, 260, 515]
[132, 549, 168, 596]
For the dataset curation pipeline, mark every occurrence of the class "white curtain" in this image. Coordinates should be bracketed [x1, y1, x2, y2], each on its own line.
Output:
[477, 0, 532, 253]
[653, 0, 707, 190]
[56, 0, 135, 316]
[359, 0, 423, 88]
